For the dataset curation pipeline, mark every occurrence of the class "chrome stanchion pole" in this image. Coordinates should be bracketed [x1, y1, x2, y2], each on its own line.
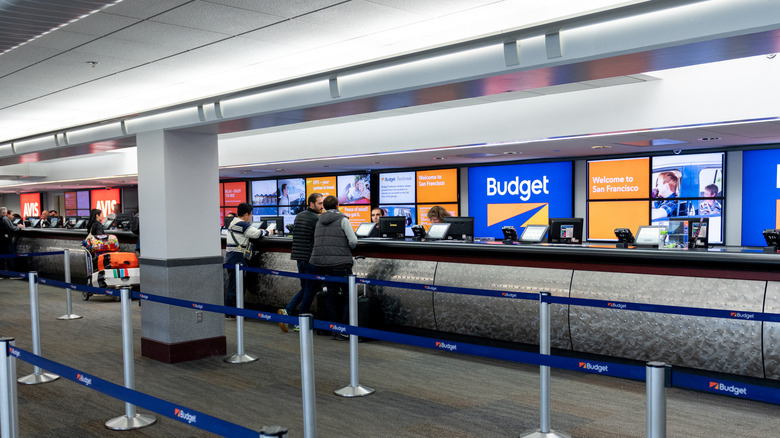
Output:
[105, 287, 156, 430]
[520, 291, 569, 438]
[18, 272, 59, 385]
[335, 275, 374, 397]
[299, 314, 317, 438]
[646, 362, 667, 438]
[226, 264, 258, 363]
[57, 249, 82, 320]
[1, 337, 19, 438]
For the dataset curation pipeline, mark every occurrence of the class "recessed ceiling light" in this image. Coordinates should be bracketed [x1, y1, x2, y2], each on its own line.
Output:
[591, 145, 612, 149]
[275, 168, 285, 171]
[698, 137, 721, 141]
[503, 151, 518, 155]
[433, 157, 446, 160]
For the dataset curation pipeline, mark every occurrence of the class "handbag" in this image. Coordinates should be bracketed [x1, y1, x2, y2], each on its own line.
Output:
[83, 233, 119, 254]
[229, 229, 255, 261]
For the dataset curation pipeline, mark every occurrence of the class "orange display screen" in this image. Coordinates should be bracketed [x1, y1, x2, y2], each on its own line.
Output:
[416, 168, 458, 204]
[222, 182, 246, 207]
[306, 176, 337, 198]
[341, 205, 371, 230]
[588, 201, 649, 240]
[91, 188, 121, 215]
[588, 158, 649, 200]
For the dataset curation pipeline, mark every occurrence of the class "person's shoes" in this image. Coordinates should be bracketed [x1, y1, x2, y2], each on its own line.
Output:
[225, 314, 235, 320]
[332, 333, 349, 341]
[292, 325, 300, 332]
[278, 309, 288, 333]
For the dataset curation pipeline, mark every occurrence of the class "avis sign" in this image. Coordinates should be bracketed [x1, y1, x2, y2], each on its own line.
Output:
[20, 193, 41, 219]
[91, 188, 120, 215]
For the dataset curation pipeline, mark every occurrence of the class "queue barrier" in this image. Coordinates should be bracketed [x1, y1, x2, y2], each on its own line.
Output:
[5, 256, 780, 437]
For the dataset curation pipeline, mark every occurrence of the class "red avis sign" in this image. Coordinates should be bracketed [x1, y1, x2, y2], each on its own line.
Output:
[91, 188, 120, 215]
[20, 193, 41, 219]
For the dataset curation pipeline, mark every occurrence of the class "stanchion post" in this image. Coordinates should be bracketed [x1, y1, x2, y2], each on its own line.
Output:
[646, 362, 667, 438]
[334, 275, 374, 398]
[105, 287, 156, 431]
[520, 291, 570, 438]
[57, 249, 82, 320]
[225, 264, 258, 364]
[18, 272, 59, 385]
[1, 337, 20, 438]
[298, 314, 317, 438]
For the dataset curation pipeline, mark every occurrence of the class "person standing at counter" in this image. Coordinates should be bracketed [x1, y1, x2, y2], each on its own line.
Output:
[0, 207, 23, 274]
[224, 202, 273, 318]
[309, 195, 357, 339]
[86, 209, 105, 235]
[426, 205, 451, 224]
[278, 192, 324, 332]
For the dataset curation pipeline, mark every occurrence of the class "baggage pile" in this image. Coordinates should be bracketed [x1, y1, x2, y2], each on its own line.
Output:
[82, 234, 140, 300]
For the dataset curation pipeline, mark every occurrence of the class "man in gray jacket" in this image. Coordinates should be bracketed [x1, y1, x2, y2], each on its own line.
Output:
[309, 195, 357, 338]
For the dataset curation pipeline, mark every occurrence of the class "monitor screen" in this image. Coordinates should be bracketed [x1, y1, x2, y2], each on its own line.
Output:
[426, 223, 451, 240]
[548, 218, 584, 244]
[102, 218, 114, 229]
[259, 216, 284, 235]
[75, 219, 86, 229]
[355, 222, 378, 238]
[378, 216, 406, 239]
[635, 225, 663, 246]
[49, 217, 60, 227]
[28, 218, 40, 228]
[442, 217, 474, 241]
[12, 218, 21, 225]
[520, 225, 548, 243]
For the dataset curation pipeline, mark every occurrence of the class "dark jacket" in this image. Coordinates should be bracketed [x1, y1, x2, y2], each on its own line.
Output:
[290, 208, 319, 261]
[0, 216, 20, 245]
[309, 210, 354, 268]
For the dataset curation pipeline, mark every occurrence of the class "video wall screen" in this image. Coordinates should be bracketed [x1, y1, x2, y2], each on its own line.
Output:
[587, 153, 724, 243]
[742, 148, 780, 246]
[468, 161, 573, 239]
[377, 168, 458, 235]
[65, 190, 91, 217]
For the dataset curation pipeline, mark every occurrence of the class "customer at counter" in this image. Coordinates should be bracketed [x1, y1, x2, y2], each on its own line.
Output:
[278, 192, 324, 332]
[0, 207, 23, 273]
[371, 207, 385, 223]
[310, 195, 357, 340]
[224, 202, 273, 318]
[35, 210, 50, 228]
[426, 205, 452, 224]
[86, 209, 105, 235]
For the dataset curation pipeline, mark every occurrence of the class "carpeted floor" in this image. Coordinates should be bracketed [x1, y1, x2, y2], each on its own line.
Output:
[1, 278, 778, 437]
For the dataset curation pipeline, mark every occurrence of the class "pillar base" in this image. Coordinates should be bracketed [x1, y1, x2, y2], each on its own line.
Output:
[141, 336, 226, 363]
[518, 429, 571, 438]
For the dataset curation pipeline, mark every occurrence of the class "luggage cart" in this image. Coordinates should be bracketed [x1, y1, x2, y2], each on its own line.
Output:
[81, 245, 140, 301]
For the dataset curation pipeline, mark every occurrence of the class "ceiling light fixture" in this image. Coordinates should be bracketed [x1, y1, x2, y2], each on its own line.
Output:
[591, 145, 612, 149]
[698, 137, 721, 141]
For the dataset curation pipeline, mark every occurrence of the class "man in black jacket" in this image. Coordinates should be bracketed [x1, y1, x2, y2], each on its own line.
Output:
[0, 207, 23, 273]
[278, 192, 324, 332]
[309, 195, 358, 339]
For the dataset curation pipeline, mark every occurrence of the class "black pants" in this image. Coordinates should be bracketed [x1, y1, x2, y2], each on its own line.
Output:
[321, 265, 352, 325]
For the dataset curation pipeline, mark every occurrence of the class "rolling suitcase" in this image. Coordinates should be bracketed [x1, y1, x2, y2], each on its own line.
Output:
[91, 268, 141, 289]
[97, 252, 138, 270]
[355, 256, 381, 330]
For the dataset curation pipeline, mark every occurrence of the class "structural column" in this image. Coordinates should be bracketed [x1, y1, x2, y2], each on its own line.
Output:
[136, 128, 226, 363]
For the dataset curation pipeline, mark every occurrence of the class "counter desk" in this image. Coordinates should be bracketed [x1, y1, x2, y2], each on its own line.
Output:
[14, 229, 780, 381]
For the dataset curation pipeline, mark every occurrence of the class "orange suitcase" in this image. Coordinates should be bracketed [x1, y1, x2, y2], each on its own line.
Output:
[97, 252, 138, 270]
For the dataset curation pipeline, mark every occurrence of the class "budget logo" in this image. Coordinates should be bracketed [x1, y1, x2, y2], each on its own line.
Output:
[435, 341, 457, 351]
[607, 302, 627, 309]
[259, 313, 271, 320]
[77, 373, 92, 386]
[175, 408, 198, 424]
[486, 203, 549, 227]
[502, 292, 518, 298]
[330, 324, 347, 333]
[424, 285, 437, 291]
[192, 303, 203, 310]
[579, 362, 608, 373]
[8, 347, 20, 358]
[730, 312, 756, 320]
[709, 381, 747, 396]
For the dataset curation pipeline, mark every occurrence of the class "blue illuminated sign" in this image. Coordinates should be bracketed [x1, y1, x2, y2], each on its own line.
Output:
[742, 149, 780, 246]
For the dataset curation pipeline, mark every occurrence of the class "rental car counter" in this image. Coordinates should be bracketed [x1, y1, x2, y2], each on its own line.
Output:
[17, 228, 780, 382]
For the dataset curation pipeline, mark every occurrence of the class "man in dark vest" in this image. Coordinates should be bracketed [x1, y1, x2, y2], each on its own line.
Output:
[309, 195, 358, 339]
[278, 192, 324, 332]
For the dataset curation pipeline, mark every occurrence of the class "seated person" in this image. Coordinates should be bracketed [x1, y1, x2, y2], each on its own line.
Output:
[371, 208, 386, 223]
[426, 205, 452, 224]
[651, 171, 679, 220]
[699, 184, 721, 215]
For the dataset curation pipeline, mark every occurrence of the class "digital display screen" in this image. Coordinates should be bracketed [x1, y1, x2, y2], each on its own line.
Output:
[251, 180, 277, 206]
[340, 205, 371, 230]
[379, 171, 415, 204]
[635, 226, 662, 245]
[77, 190, 90, 210]
[278, 178, 306, 215]
[416, 168, 458, 204]
[223, 182, 246, 207]
[520, 225, 548, 242]
[306, 176, 337, 198]
[65, 192, 78, 210]
[426, 223, 451, 240]
[355, 222, 377, 238]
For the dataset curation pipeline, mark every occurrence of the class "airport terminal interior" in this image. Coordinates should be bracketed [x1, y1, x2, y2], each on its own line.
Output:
[4, 0, 780, 436]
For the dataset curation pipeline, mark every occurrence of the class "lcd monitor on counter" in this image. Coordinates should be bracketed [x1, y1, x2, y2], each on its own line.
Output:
[379, 216, 406, 239]
[519, 224, 548, 243]
[548, 218, 583, 244]
[442, 217, 474, 241]
[356, 222, 379, 238]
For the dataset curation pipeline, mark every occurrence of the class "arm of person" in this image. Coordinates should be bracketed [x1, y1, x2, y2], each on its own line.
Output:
[341, 217, 358, 248]
[243, 224, 270, 239]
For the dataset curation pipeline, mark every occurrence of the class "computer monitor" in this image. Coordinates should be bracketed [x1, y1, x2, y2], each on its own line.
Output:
[689, 217, 709, 248]
[443, 217, 474, 241]
[547, 218, 583, 244]
[519, 225, 548, 243]
[410, 224, 426, 240]
[378, 216, 406, 239]
[12, 217, 22, 225]
[425, 223, 451, 240]
[49, 217, 60, 228]
[635, 225, 663, 246]
[114, 214, 133, 230]
[356, 222, 378, 238]
[74, 218, 87, 229]
[259, 216, 284, 235]
[28, 218, 40, 228]
[614, 228, 635, 244]
[102, 218, 114, 229]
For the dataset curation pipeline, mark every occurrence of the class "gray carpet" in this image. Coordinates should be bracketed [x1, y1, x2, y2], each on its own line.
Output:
[1, 278, 778, 437]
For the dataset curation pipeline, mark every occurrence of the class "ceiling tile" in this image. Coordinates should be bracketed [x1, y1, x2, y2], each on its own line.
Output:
[241, 18, 354, 49]
[58, 10, 140, 36]
[205, 0, 344, 18]
[150, 1, 284, 36]
[296, 0, 424, 36]
[364, 0, 498, 17]
[26, 30, 97, 52]
[110, 20, 228, 49]
[103, 0, 191, 19]
[71, 37, 182, 62]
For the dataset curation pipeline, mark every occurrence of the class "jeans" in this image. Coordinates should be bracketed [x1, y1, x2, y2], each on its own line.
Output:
[321, 265, 352, 325]
[285, 260, 319, 315]
[224, 252, 244, 309]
